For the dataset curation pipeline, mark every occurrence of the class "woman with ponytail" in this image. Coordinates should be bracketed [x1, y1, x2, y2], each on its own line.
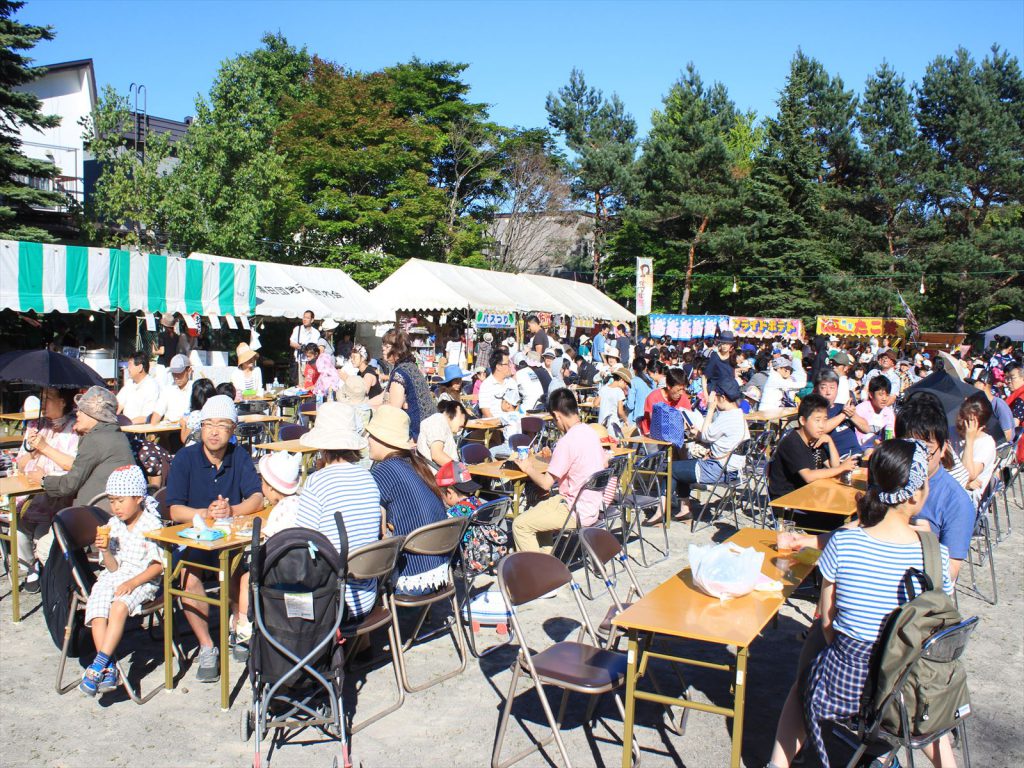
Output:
[765, 439, 956, 768]
[367, 405, 448, 595]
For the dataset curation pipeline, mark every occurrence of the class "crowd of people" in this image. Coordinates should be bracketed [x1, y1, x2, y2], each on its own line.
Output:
[6, 309, 1022, 767]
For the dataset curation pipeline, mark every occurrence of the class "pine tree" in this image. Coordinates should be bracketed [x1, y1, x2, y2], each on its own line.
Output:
[0, 0, 64, 241]
[546, 69, 637, 285]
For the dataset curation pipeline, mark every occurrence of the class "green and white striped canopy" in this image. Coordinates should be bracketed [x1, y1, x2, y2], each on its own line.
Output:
[0, 240, 256, 317]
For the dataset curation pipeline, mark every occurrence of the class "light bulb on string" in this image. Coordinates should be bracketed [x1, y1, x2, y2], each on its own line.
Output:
[732, 276, 739, 294]
[919, 275, 926, 295]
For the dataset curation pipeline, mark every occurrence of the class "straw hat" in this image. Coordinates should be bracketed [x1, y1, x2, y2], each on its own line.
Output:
[159, 313, 176, 329]
[300, 402, 367, 451]
[338, 375, 368, 404]
[365, 404, 414, 449]
[236, 342, 258, 366]
[612, 368, 633, 385]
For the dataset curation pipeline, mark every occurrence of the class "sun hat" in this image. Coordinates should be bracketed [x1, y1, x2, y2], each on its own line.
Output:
[604, 347, 620, 360]
[236, 342, 258, 366]
[106, 465, 147, 498]
[74, 386, 118, 424]
[773, 358, 793, 370]
[22, 395, 40, 420]
[365, 404, 414, 449]
[338, 375, 368, 404]
[169, 354, 190, 374]
[502, 387, 521, 406]
[578, 334, 590, 344]
[439, 364, 470, 384]
[542, 349, 557, 359]
[199, 394, 238, 424]
[880, 348, 899, 363]
[743, 385, 762, 402]
[159, 313, 176, 329]
[718, 331, 736, 344]
[300, 402, 368, 451]
[321, 318, 339, 331]
[483, 332, 493, 342]
[435, 460, 481, 494]
[259, 451, 302, 495]
[612, 368, 633, 385]
[831, 351, 854, 366]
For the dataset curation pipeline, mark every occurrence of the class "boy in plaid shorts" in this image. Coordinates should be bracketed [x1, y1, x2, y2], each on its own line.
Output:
[80, 465, 164, 696]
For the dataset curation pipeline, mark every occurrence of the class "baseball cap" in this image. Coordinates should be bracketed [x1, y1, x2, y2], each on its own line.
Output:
[436, 460, 481, 494]
[831, 351, 853, 366]
[169, 354, 190, 374]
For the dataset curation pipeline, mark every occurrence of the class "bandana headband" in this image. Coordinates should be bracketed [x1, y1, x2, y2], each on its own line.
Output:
[873, 439, 929, 505]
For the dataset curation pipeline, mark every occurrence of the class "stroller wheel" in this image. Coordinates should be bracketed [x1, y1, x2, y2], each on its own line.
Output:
[240, 709, 254, 742]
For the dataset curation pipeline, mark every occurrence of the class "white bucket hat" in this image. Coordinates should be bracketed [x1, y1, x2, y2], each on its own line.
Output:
[259, 451, 302, 495]
[299, 402, 367, 451]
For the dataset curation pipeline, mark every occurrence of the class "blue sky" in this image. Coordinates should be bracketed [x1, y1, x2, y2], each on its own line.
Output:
[22, 0, 1024, 136]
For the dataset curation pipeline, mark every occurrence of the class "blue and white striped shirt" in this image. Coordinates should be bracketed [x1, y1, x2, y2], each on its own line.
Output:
[818, 527, 953, 644]
[371, 457, 448, 580]
[296, 462, 381, 618]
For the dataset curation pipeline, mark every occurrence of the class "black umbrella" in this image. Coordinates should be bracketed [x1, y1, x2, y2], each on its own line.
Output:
[902, 369, 1001, 440]
[0, 349, 106, 390]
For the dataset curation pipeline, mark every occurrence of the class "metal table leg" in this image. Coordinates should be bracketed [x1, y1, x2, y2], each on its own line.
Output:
[162, 547, 174, 690]
[730, 646, 749, 768]
[8, 494, 20, 622]
[219, 548, 231, 711]
[621, 630, 639, 768]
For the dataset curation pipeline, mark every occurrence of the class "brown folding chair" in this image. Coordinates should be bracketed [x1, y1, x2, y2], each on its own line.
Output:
[341, 536, 406, 734]
[492, 551, 637, 768]
[389, 516, 470, 692]
[52, 505, 179, 704]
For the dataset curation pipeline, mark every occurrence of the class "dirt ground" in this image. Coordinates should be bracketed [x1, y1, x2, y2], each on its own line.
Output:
[2, 495, 1022, 768]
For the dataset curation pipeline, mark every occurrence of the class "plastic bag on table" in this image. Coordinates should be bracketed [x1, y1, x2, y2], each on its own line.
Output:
[688, 542, 765, 601]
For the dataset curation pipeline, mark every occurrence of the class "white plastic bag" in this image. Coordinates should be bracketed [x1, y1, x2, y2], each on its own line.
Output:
[688, 542, 765, 601]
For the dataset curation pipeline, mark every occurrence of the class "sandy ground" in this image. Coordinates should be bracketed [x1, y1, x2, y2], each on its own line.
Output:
[2, 493, 1022, 768]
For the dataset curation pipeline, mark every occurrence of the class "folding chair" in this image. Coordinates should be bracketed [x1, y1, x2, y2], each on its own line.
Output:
[840, 616, 979, 768]
[457, 496, 515, 658]
[508, 434, 533, 453]
[390, 516, 470, 692]
[341, 536, 406, 734]
[460, 442, 492, 465]
[278, 422, 309, 442]
[992, 441, 1015, 542]
[491, 551, 636, 768]
[736, 429, 774, 528]
[689, 440, 749, 533]
[550, 467, 616, 599]
[961, 478, 998, 605]
[519, 416, 544, 440]
[614, 450, 669, 567]
[52, 505, 177, 704]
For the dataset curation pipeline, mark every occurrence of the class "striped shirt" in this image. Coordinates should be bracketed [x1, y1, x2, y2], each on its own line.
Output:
[818, 527, 953, 644]
[296, 462, 381, 618]
[371, 457, 447, 580]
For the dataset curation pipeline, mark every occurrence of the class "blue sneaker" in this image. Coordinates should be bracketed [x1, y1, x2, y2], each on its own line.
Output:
[97, 666, 119, 693]
[79, 668, 101, 697]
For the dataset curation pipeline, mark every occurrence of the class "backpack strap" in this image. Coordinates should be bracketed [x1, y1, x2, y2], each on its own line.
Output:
[903, 529, 942, 599]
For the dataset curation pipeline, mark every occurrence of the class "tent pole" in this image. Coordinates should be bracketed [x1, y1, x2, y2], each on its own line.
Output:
[114, 309, 121, 378]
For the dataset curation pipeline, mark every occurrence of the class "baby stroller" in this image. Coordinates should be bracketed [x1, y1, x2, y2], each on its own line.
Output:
[243, 515, 350, 768]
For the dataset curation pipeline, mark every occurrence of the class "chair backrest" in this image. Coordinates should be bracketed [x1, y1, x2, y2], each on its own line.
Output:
[401, 516, 470, 557]
[152, 486, 171, 523]
[300, 403, 318, 416]
[498, 551, 571, 606]
[278, 422, 309, 441]
[469, 496, 512, 527]
[346, 536, 405, 581]
[920, 615, 978, 663]
[52, 505, 110, 596]
[116, 414, 132, 427]
[579, 526, 622, 567]
[508, 433, 532, 451]
[460, 442, 491, 465]
[630, 450, 667, 496]
[520, 416, 543, 436]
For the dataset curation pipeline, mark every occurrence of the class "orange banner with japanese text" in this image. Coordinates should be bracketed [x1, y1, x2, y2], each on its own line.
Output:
[816, 316, 907, 338]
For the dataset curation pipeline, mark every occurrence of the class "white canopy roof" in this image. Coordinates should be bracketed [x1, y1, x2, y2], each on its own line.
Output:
[191, 253, 388, 323]
[368, 258, 634, 322]
[980, 319, 1024, 348]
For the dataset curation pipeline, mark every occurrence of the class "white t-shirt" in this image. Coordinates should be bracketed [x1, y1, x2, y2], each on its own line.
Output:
[515, 367, 545, 412]
[117, 375, 161, 421]
[836, 376, 851, 405]
[478, 375, 515, 418]
[230, 366, 264, 397]
[963, 432, 997, 502]
[597, 384, 625, 429]
[290, 325, 321, 361]
[445, 340, 467, 370]
[416, 412, 458, 465]
[158, 379, 193, 422]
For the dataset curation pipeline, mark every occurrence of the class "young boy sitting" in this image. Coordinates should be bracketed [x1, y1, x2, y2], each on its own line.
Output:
[232, 451, 302, 661]
[81, 465, 164, 696]
[854, 374, 895, 450]
[767, 393, 859, 501]
[436, 460, 508, 573]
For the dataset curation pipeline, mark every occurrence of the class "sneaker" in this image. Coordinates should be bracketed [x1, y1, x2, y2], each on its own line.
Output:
[97, 666, 119, 693]
[196, 645, 220, 683]
[79, 668, 100, 697]
[232, 640, 249, 664]
[21, 570, 40, 594]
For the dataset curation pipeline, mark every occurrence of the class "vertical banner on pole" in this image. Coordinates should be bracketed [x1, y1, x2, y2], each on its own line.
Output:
[635, 258, 653, 317]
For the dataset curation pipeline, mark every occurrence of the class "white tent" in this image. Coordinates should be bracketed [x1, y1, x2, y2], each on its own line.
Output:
[368, 258, 634, 322]
[980, 319, 1024, 349]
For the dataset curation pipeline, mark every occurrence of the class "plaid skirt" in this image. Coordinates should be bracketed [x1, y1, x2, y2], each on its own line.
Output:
[804, 632, 875, 768]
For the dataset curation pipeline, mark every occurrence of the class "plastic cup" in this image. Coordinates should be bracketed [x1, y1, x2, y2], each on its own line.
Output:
[516, 446, 529, 462]
[96, 525, 110, 548]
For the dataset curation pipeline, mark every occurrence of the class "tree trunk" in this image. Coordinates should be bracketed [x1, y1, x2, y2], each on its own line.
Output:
[955, 272, 968, 333]
[592, 191, 603, 286]
[680, 216, 709, 314]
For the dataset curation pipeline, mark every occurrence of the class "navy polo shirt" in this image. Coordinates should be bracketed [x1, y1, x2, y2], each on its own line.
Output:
[166, 442, 262, 510]
[827, 403, 861, 457]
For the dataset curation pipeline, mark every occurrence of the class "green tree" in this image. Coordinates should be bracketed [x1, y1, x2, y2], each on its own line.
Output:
[163, 33, 310, 260]
[546, 69, 637, 285]
[276, 58, 449, 285]
[915, 46, 1024, 332]
[617, 65, 743, 314]
[80, 84, 172, 248]
[0, 0, 64, 241]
